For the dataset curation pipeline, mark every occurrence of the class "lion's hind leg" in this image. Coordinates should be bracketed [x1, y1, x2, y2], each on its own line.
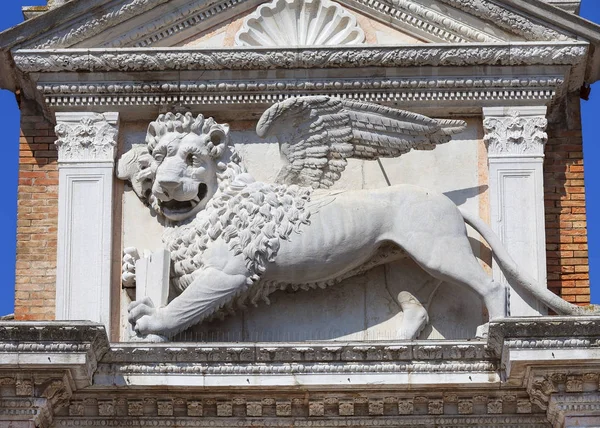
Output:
[397, 291, 429, 340]
[399, 234, 508, 324]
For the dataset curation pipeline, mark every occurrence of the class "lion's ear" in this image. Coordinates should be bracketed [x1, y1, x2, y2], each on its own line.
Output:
[117, 145, 149, 181]
[207, 124, 230, 159]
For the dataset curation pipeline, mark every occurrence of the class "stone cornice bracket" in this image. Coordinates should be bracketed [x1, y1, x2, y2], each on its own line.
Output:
[55, 112, 119, 163]
[0, 322, 110, 428]
[488, 317, 600, 428]
[483, 106, 548, 158]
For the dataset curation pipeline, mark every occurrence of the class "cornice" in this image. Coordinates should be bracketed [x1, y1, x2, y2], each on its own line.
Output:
[0, 322, 110, 389]
[102, 0, 260, 48]
[12, 0, 579, 52]
[22, 0, 171, 49]
[437, 0, 571, 41]
[313, 0, 503, 44]
[487, 315, 600, 356]
[12, 42, 589, 73]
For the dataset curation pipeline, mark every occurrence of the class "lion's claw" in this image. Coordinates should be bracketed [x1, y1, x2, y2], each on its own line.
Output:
[128, 296, 159, 336]
[122, 247, 140, 288]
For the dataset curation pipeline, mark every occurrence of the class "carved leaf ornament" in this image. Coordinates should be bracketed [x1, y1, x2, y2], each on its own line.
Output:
[235, 0, 365, 46]
[55, 114, 118, 161]
[483, 111, 548, 156]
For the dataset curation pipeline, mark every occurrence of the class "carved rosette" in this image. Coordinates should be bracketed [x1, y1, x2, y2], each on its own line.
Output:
[483, 111, 548, 157]
[55, 113, 118, 162]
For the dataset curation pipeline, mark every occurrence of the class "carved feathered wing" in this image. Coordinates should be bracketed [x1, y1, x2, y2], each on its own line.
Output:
[256, 96, 467, 188]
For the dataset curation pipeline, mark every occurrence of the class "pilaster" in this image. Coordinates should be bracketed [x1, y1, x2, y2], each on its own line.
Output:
[54, 112, 120, 333]
[482, 106, 549, 316]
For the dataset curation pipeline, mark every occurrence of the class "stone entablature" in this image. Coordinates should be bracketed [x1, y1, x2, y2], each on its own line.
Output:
[1, 318, 599, 427]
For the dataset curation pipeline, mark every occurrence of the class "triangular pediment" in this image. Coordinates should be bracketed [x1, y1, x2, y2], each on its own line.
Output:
[5, 0, 583, 50]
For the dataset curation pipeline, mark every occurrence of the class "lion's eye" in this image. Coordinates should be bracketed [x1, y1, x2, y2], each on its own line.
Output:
[153, 153, 164, 163]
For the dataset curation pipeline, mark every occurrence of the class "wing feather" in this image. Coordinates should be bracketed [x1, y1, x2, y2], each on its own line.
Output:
[257, 96, 467, 188]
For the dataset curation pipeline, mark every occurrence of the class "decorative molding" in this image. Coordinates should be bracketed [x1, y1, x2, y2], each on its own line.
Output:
[0, 321, 110, 346]
[52, 392, 541, 419]
[487, 316, 600, 356]
[483, 110, 548, 157]
[13, 43, 589, 73]
[102, 341, 491, 363]
[24, 0, 171, 49]
[105, 0, 258, 48]
[349, 0, 500, 43]
[97, 360, 498, 376]
[19, 0, 572, 50]
[36, 75, 563, 108]
[0, 373, 77, 428]
[52, 415, 552, 427]
[235, 0, 365, 46]
[55, 113, 119, 162]
[437, 0, 572, 41]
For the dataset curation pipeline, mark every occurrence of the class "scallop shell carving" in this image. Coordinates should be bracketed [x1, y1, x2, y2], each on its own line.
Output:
[235, 0, 365, 47]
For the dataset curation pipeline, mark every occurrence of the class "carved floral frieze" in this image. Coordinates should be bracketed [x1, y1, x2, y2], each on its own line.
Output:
[483, 111, 548, 156]
[13, 43, 588, 73]
[54, 114, 119, 162]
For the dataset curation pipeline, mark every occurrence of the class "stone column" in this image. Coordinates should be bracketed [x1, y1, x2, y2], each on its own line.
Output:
[54, 112, 120, 332]
[482, 106, 548, 316]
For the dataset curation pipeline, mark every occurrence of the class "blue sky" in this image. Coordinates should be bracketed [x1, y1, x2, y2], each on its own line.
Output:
[0, 1, 599, 316]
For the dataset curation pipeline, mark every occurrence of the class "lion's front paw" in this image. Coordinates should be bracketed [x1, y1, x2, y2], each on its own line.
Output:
[122, 247, 140, 288]
[128, 297, 165, 337]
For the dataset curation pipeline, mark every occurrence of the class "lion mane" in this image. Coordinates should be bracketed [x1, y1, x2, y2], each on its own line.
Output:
[130, 112, 313, 317]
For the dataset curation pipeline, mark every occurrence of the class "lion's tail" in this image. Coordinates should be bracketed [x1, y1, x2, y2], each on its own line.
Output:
[459, 208, 585, 316]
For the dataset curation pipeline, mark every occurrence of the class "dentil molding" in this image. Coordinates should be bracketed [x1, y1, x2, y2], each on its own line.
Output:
[37, 75, 564, 108]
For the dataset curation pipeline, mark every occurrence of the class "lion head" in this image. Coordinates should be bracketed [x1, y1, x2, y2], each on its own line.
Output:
[117, 112, 234, 222]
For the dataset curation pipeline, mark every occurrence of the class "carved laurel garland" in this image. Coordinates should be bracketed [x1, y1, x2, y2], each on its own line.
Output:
[437, 0, 571, 41]
[13, 43, 588, 72]
[483, 111, 548, 156]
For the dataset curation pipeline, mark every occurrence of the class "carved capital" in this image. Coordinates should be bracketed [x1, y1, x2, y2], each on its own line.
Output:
[483, 108, 548, 157]
[55, 112, 120, 162]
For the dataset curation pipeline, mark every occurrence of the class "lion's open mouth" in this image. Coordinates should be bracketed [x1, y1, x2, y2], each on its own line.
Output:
[159, 183, 208, 213]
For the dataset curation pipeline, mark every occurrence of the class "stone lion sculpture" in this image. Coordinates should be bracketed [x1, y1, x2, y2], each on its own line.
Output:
[118, 96, 585, 340]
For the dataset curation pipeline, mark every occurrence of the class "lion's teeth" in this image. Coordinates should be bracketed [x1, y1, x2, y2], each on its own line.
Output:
[190, 200, 198, 207]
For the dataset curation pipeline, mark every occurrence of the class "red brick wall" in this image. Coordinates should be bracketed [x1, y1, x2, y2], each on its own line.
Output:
[545, 94, 590, 305]
[14, 100, 58, 320]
